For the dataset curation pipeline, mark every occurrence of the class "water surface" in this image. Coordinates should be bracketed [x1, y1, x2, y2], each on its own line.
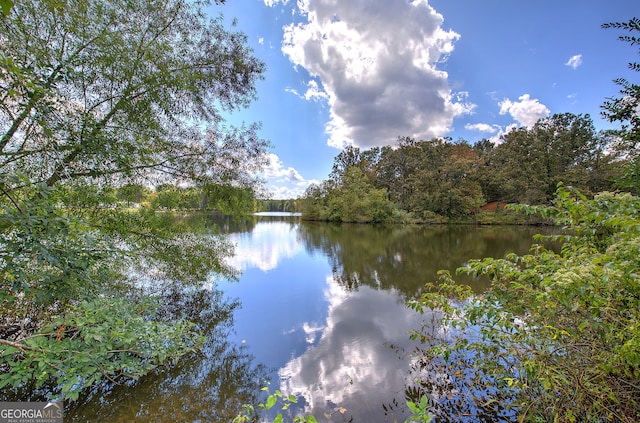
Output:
[68, 216, 549, 422]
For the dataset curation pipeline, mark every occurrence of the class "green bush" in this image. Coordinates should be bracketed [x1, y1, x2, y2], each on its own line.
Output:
[409, 187, 640, 422]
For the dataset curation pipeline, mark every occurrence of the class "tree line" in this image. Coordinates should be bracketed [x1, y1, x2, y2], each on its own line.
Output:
[87, 182, 260, 213]
[101, 183, 301, 213]
[301, 112, 634, 223]
[259, 198, 300, 213]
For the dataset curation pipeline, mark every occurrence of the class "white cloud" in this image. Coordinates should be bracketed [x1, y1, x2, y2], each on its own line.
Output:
[261, 153, 314, 199]
[487, 123, 517, 145]
[268, 184, 305, 200]
[258, 37, 265, 45]
[263, 153, 304, 182]
[498, 94, 550, 128]
[286, 167, 304, 182]
[263, 0, 289, 6]
[280, 0, 474, 149]
[286, 79, 329, 102]
[465, 122, 501, 134]
[565, 54, 583, 69]
[465, 94, 551, 145]
[478, 94, 551, 144]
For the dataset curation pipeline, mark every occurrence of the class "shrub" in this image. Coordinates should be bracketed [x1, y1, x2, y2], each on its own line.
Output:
[408, 187, 640, 422]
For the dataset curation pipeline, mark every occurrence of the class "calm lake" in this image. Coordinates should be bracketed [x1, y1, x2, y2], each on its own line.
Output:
[67, 214, 550, 422]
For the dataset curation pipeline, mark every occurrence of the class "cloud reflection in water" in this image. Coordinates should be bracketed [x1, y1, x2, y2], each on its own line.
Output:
[225, 222, 303, 272]
[279, 275, 428, 421]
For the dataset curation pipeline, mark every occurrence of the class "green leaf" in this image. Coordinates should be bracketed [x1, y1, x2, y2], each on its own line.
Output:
[0, 377, 13, 389]
[0, 0, 13, 16]
[419, 395, 429, 408]
[265, 394, 277, 410]
[407, 401, 420, 414]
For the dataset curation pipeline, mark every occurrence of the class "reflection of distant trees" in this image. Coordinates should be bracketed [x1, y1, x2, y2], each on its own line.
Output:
[66, 287, 266, 422]
[298, 223, 552, 296]
[196, 213, 302, 235]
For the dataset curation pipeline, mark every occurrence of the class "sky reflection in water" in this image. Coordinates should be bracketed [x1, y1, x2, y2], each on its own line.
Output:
[220, 219, 428, 421]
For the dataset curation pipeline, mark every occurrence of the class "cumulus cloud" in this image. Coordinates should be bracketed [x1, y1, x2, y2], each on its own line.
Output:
[261, 153, 315, 199]
[498, 94, 550, 128]
[268, 180, 318, 200]
[465, 122, 501, 134]
[472, 94, 551, 144]
[565, 54, 583, 69]
[280, 0, 474, 149]
[263, 153, 304, 182]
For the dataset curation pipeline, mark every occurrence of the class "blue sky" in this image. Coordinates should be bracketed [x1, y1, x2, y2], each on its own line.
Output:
[211, 0, 637, 199]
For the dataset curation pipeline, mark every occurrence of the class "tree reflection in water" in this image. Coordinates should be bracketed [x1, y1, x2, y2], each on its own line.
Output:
[298, 222, 549, 295]
[66, 285, 266, 422]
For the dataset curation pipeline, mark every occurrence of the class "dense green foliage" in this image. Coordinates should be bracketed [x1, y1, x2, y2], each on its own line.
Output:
[408, 188, 640, 421]
[0, 0, 12, 16]
[65, 287, 267, 421]
[1, 0, 267, 401]
[300, 114, 624, 223]
[0, 0, 267, 188]
[302, 166, 395, 223]
[86, 182, 260, 213]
